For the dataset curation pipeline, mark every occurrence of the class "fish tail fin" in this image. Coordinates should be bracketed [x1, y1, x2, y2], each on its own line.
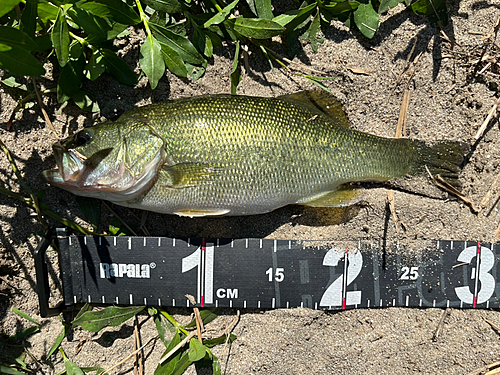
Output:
[410, 141, 470, 188]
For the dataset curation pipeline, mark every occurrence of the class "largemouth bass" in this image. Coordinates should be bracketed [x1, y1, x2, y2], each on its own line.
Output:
[42, 91, 468, 217]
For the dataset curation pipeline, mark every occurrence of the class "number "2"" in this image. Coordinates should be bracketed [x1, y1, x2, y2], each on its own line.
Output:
[319, 249, 362, 307]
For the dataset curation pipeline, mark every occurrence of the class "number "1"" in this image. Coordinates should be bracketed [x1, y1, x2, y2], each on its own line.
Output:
[181, 242, 214, 304]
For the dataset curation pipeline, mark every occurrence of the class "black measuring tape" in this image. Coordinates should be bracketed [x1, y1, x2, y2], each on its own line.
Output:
[35, 228, 500, 317]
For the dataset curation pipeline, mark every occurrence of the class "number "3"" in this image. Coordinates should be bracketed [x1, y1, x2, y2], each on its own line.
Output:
[454, 246, 495, 305]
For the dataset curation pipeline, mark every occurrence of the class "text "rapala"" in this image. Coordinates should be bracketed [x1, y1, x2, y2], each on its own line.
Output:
[100, 263, 151, 279]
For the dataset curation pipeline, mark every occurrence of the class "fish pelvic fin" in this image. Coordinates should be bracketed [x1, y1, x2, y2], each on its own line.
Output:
[411, 141, 470, 189]
[297, 185, 364, 208]
[161, 162, 220, 189]
[278, 90, 351, 128]
[174, 209, 230, 217]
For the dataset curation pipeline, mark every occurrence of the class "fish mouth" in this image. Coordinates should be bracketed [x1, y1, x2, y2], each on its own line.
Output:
[43, 142, 165, 202]
[42, 143, 86, 186]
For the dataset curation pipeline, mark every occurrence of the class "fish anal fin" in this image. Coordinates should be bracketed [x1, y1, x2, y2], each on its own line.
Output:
[277, 90, 351, 128]
[298, 185, 363, 208]
[174, 209, 230, 217]
[162, 162, 220, 189]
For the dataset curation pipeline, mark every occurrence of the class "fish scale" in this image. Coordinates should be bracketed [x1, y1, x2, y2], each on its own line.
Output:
[43, 92, 468, 217]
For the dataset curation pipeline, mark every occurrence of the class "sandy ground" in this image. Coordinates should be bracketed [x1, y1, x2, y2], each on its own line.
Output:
[2, 1, 500, 374]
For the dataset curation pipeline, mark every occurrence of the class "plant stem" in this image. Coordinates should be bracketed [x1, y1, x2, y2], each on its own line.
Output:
[135, 0, 152, 38]
[159, 309, 189, 335]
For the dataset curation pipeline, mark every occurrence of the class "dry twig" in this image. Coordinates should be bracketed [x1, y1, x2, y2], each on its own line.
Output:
[474, 97, 500, 141]
[158, 331, 197, 365]
[480, 173, 500, 211]
[432, 308, 450, 341]
[103, 337, 157, 374]
[425, 166, 479, 213]
[31, 77, 60, 140]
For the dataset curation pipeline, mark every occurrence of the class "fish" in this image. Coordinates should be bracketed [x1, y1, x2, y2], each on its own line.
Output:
[42, 91, 468, 217]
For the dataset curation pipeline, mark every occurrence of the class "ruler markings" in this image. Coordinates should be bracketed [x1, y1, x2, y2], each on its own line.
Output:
[57, 236, 499, 310]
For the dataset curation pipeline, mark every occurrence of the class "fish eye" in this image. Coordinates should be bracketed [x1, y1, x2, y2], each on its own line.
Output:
[75, 129, 93, 147]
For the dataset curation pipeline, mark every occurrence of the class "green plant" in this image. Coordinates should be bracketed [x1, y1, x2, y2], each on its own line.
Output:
[0, 0, 448, 112]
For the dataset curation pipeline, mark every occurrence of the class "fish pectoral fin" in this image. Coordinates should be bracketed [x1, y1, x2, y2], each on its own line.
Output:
[173, 209, 230, 217]
[297, 185, 363, 208]
[162, 162, 220, 189]
[278, 90, 351, 128]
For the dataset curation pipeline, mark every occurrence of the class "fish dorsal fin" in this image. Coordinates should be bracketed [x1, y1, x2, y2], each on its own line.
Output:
[277, 90, 351, 128]
[297, 184, 363, 208]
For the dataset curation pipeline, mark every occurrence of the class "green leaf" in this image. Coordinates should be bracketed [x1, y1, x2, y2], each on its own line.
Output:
[47, 325, 66, 358]
[232, 17, 284, 39]
[230, 40, 240, 95]
[12, 308, 41, 326]
[186, 308, 220, 328]
[0, 44, 12, 52]
[155, 331, 183, 375]
[0, 45, 45, 76]
[247, 0, 273, 19]
[353, 2, 379, 38]
[57, 46, 85, 103]
[272, 3, 316, 27]
[185, 61, 206, 81]
[188, 338, 207, 362]
[106, 22, 129, 40]
[0, 365, 25, 375]
[34, 34, 53, 51]
[75, 196, 101, 226]
[141, 0, 183, 14]
[154, 312, 176, 346]
[72, 306, 144, 332]
[160, 42, 187, 78]
[0, 0, 20, 18]
[63, 356, 85, 375]
[1, 76, 27, 90]
[0, 26, 38, 51]
[203, 333, 236, 348]
[52, 7, 70, 67]
[101, 48, 137, 86]
[411, 0, 448, 25]
[140, 34, 165, 90]
[193, 28, 213, 58]
[378, 0, 403, 13]
[67, 6, 110, 42]
[85, 49, 106, 81]
[9, 326, 40, 340]
[203, 0, 239, 28]
[20, 1, 38, 38]
[74, 303, 92, 321]
[81, 0, 140, 25]
[302, 10, 323, 52]
[151, 24, 204, 64]
[108, 217, 130, 236]
[38, 2, 59, 24]
[322, 1, 359, 16]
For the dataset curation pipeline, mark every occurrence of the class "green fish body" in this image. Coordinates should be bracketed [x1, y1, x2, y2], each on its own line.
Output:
[43, 91, 467, 217]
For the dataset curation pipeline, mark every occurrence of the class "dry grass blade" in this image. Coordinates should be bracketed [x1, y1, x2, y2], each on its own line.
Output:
[103, 337, 156, 374]
[158, 331, 197, 365]
[194, 307, 204, 343]
[468, 360, 500, 375]
[425, 166, 479, 213]
[133, 315, 144, 375]
[31, 77, 60, 140]
[346, 67, 373, 75]
[480, 173, 500, 211]
[484, 318, 500, 334]
[432, 308, 449, 341]
[474, 97, 500, 141]
[396, 88, 411, 137]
